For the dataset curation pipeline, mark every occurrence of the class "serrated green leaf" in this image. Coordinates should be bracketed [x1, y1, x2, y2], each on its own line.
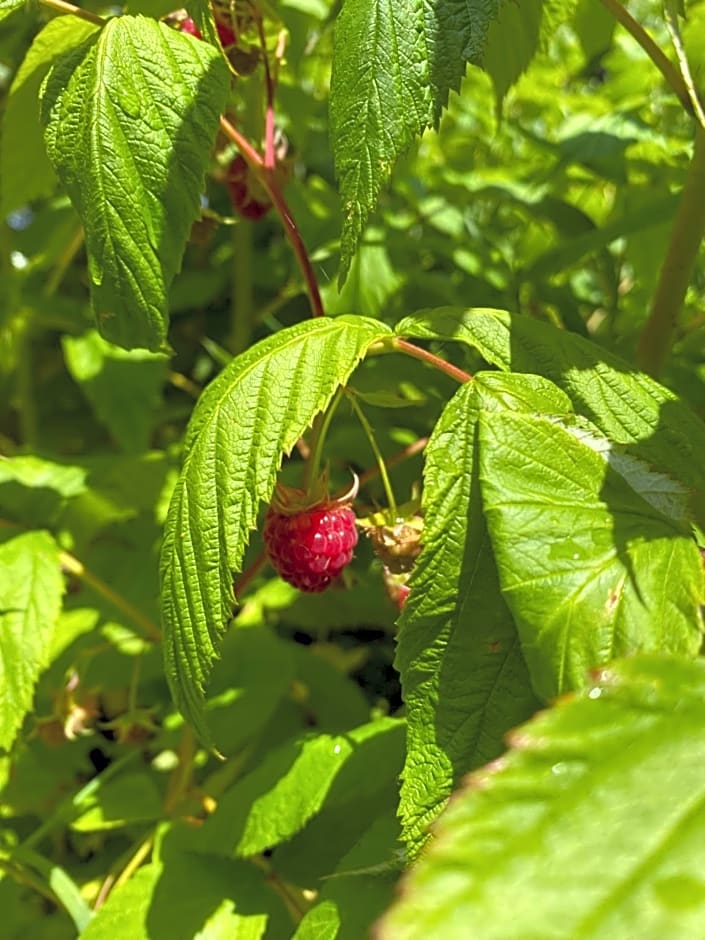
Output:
[40, 15, 230, 350]
[0, 531, 64, 751]
[197, 717, 402, 857]
[160, 315, 391, 744]
[476, 372, 704, 698]
[395, 307, 705, 527]
[396, 382, 540, 857]
[330, 0, 501, 282]
[379, 655, 705, 940]
[0, 17, 99, 215]
[63, 329, 167, 452]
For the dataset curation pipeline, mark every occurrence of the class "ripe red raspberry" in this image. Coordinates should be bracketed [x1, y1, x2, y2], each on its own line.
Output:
[264, 502, 358, 593]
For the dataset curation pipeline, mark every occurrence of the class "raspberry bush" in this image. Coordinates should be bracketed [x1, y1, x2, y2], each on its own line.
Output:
[2, 0, 705, 936]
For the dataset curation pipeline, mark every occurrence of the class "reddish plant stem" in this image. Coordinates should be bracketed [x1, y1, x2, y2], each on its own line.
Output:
[234, 551, 267, 599]
[358, 436, 428, 488]
[393, 338, 472, 384]
[254, 11, 276, 169]
[219, 116, 325, 319]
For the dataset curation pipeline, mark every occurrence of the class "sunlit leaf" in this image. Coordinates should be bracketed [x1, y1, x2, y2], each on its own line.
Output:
[380, 656, 705, 939]
[160, 316, 391, 744]
[40, 16, 230, 349]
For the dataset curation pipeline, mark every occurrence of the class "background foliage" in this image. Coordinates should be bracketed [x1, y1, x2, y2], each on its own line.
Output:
[1, 0, 705, 935]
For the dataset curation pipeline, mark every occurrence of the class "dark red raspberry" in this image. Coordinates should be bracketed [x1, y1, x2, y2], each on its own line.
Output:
[264, 504, 358, 593]
[176, 16, 235, 47]
[215, 21, 236, 46]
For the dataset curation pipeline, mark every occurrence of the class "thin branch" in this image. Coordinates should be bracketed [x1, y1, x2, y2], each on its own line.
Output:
[220, 116, 325, 319]
[358, 436, 428, 488]
[393, 338, 472, 384]
[597, 0, 692, 115]
[663, 0, 705, 130]
[347, 392, 398, 517]
[234, 551, 267, 598]
[636, 125, 705, 376]
[60, 551, 162, 643]
[38, 0, 105, 26]
[254, 10, 276, 169]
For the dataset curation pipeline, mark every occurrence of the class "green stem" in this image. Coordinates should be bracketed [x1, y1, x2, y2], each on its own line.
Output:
[304, 387, 344, 490]
[38, 0, 105, 26]
[393, 338, 472, 384]
[597, 0, 692, 115]
[358, 435, 427, 489]
[44, 225, 84, 299]
[347, 392, 397, 518]
[663, 0, 705, 129]
[636, 126, 705, 377]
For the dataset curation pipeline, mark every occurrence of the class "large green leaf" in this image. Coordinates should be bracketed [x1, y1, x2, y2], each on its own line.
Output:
[197, 718, 403, 857]
[63, 329, 167, 452]
[40, 15, 230, 350]
[395, 307, 705, 526]
[272, 718, 404, 883]
[379, 655, 705, 939]
[80, 846, 288, 939]
[330, 0, 504, 281]
[0, 530, 64, 751]
[160, 316, 391, 744]
[396, 381, 539, 857]
[0, 17, 99, 215]
[476, 371, 704, 698]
